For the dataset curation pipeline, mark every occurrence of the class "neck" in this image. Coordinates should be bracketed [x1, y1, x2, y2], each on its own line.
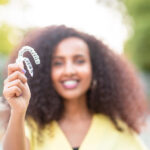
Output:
[62, 95, 92, 121]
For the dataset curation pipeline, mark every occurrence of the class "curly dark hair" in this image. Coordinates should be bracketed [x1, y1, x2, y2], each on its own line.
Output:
[9, 25, 148, 134]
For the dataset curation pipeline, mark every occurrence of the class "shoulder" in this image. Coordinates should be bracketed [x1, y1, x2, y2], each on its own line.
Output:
[25, 117, 56, 141]
[93, 113, 148, 150]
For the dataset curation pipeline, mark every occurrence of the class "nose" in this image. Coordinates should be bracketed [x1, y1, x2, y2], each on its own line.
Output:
[64, 61, 76, 76]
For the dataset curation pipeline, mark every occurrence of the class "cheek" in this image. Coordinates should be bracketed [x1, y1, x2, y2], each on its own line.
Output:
[79, 65, 92, 84]
[51, 68, 61, 84]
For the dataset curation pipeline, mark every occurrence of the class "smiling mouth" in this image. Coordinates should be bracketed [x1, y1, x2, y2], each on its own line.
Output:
[61, 80, 79, 89]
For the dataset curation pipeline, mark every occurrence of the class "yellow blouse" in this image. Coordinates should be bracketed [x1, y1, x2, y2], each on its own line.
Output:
[25, 114, 148, 150]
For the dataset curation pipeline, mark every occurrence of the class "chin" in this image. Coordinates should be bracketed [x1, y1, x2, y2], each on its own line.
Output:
[60, 91, 86, 101]
[61, 95, 80, 101]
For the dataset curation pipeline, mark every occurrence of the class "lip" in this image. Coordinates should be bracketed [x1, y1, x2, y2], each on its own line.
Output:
[61, 80, 79, 89]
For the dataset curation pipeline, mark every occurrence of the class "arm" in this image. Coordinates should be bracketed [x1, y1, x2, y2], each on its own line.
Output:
[1, 63, 31, 150]
[2, 111, 30, 150]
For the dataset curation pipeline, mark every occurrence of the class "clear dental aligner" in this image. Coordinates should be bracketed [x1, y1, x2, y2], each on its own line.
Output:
[16, 46, 40, 77]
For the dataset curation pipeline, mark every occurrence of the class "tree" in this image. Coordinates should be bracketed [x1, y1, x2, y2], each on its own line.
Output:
[0, 23, 25, 55]
[0, 0, 9, 5]
[0, 23, 25, 94]
[123, 0, 150, 71]
[0, 24, 15, 55]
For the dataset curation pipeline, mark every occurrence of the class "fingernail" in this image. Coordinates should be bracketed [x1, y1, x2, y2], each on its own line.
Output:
[22, 69, 26, 74]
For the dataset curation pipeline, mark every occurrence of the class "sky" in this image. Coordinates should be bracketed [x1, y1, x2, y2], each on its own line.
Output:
[0, 0, 131, 54]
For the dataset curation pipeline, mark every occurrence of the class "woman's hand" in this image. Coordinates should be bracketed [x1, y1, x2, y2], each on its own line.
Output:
[3, 63, 31, 115]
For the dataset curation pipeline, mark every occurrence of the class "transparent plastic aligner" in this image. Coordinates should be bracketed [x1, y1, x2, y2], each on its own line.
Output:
[23, 57, 33, 77]
[15, 46, 40, 77]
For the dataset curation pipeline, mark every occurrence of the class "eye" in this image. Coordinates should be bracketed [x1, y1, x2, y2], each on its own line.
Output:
[75, 59, 85, 64]
[52, 61, 63, 66]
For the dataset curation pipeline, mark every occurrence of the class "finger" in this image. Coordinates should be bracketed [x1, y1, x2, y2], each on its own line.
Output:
[10, 86, 22, 97]
[4, 79, 8, 86]
[7, 71, 27, 84]
[4, 86, 22, 98]
[18, 62, 24, 69]
[6, 79, 26, 92]
[8, 63, 25, 76]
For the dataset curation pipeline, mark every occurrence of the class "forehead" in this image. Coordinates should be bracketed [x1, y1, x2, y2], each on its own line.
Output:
[53, 37, 89, 57]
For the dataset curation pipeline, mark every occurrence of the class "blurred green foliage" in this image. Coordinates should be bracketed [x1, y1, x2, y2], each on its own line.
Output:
[0, 23, 25, 55]
[0, 23, 25, 94]
[0, 24, 14, 55]
[0, 54, 8, 95]
[123, 0, 150, 71]
[0, 0, 9, 5]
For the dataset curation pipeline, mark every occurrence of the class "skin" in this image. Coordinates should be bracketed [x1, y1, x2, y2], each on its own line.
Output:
[51, 37, 93, 147]
[2, 63, 30, 150]
[2, 37, 93, 149]
[51, 37, 92, 101]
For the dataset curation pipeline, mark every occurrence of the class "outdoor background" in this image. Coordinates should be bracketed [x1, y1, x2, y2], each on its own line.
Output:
[0, 0, 150, 148]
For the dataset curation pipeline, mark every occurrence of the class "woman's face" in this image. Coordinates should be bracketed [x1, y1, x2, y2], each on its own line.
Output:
[51, 37, 92, 101]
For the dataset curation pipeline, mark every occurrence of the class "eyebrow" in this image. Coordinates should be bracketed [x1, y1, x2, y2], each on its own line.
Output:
[52, 56, 64, 59]
[52, 54, 85, 59]
[74, 54, 85, 58]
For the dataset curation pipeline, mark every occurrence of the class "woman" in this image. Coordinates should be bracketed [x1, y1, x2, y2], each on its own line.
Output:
[1, 25, 148, 150]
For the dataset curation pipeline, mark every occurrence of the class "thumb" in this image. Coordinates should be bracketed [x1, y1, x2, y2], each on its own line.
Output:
[18, 62, 24, 69]
[18, 62, 26, 74]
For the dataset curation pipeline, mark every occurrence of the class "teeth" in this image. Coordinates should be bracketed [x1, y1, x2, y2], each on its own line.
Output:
[63, 80, 78, 86]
